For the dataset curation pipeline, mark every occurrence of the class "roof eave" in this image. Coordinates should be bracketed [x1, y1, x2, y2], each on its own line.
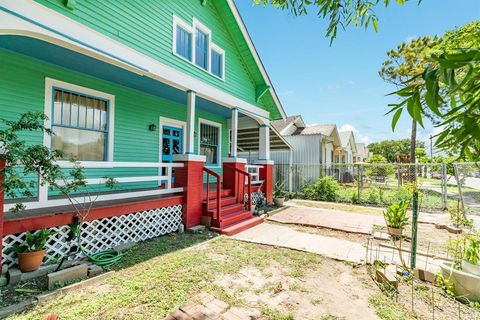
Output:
[227, 0, 287, 121]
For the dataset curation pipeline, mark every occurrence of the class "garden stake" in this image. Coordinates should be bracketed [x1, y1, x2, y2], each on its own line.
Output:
[425, 242, 430, 270]
[410, 189, 419, 269]
[411, 279, 414, 313]
[365, 237, 370, 264]
[431, 288, 434, 320]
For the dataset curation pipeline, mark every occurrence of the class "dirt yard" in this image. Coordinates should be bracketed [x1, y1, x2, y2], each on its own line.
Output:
[8, 231, 480, 320]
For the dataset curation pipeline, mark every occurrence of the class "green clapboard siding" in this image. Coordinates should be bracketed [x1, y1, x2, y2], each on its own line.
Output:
[0, 49, 228, 196]
[32, 0, 282, 120]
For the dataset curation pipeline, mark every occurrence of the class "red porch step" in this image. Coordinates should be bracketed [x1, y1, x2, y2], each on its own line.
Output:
[210, 216, 263, 236]
[203, 188, 232, 200]
[205, 196, 237, 209]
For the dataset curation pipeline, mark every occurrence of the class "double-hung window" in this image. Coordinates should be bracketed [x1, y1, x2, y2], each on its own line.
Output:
[195, 28, 209, 70]
[51, 88, 109, 161]
[210, 45, 224, 79]
[175, 25, 192, 60]
[199, 121, 221, 166]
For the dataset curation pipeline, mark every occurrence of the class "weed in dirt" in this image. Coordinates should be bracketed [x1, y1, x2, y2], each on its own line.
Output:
[370, 294, 413, 320]
[261, 306, 294, 320]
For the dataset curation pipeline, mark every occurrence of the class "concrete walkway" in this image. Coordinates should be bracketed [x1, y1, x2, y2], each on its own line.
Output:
[232, 223, 366, 263]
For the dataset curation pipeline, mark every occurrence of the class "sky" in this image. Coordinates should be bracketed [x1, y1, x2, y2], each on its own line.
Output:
[235, 0, 480, 146]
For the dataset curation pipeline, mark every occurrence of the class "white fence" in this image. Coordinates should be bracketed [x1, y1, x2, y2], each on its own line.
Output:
[5, 161, 184, 211]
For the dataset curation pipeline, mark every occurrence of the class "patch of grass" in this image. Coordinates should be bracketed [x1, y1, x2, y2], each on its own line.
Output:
[310, 298, 322, 306]
[261, 306, 294, 320]
[370, 294, 413, 320]
[11, 234, 322, 320]
[320, 315, 338, 320]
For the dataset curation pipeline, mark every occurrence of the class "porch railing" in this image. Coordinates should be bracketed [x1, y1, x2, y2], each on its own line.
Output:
[234, 168, 252, 212]
[4, 161, 184, 211]
[245, 165, 263, 185]
[203, 167, 221, 221]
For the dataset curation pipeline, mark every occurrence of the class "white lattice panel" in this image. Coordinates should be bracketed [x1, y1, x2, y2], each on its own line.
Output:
[2, 205, 183, 268]
[245, 192, 266, 206]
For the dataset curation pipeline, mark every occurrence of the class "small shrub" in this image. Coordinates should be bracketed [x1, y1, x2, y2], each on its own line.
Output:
[302, 177, 339, 202]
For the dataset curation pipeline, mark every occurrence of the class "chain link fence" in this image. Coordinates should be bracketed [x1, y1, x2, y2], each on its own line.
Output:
[273, 162, 480, 214]
[452, 162, 480, 215]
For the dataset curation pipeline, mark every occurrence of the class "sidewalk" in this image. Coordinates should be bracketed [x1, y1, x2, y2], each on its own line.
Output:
[232, 223, 366, 263]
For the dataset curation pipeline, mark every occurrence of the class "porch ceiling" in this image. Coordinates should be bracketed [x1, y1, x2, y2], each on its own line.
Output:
[0, 35, 232, 117]
[237, 127, 291, 151]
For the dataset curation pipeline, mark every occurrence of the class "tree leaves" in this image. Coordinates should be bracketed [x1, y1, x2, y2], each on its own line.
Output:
[253, 0, 414, 42]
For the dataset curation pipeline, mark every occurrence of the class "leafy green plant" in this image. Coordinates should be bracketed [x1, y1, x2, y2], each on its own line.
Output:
[273, 182, 286, 198]
[12, 229, 55, 253]
[384, 200, 410, 228]
[464, 236, 480, 265]
[436, 273, 456, 297]
[303, 176, 339, 202]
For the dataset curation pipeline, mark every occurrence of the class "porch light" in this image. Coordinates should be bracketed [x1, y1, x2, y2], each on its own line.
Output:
[148, 124, 157, 132]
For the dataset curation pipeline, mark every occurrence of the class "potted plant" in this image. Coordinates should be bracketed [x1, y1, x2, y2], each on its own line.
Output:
[462, 236, 480, 276]
[13, 229, 55, 272]
[273, 182, 286, 207]
[384, 200, 410, 236]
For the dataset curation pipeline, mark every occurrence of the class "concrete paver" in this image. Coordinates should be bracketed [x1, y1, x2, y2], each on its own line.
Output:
[232, 223, 366, 263]
[267, 206, 383, 234]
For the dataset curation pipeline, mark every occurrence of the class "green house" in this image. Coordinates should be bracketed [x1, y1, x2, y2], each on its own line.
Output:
[0, 0, 288, 268]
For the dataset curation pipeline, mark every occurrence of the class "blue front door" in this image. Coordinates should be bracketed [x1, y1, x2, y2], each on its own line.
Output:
[162, 126, 183, 162]
[161, 126, 183, 184]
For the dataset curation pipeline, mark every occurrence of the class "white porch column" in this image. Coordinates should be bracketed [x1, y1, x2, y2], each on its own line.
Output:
[259, 124, 270, 160]
[186, 90, 196, 154]
[288, 148, 293, 192]
[231, 108, 238, 158]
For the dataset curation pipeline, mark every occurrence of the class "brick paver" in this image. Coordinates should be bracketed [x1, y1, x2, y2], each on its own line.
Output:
[166, 292, 251, 320]
[267, 206, 384, 234]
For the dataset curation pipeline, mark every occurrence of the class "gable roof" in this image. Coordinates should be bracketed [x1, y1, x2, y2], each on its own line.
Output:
[300, 124, 336, 136]
[339, 131, 357, 153]
[225, 1, 287, 121]
[270, 115, 305, 134]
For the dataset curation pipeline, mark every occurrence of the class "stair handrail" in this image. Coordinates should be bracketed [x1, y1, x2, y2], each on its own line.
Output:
[233, 167, 252, 212]
[203, 167, 221, 221]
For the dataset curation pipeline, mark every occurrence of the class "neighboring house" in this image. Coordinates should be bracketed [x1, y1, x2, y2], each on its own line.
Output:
[0, 0, 287, 268]
[355, 143, 369, 162]
[338, 131, 358, 164]
[269, 116, 342, 166]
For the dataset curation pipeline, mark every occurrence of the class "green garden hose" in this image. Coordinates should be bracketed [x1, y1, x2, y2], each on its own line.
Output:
[84, 248, 124, 267]
[73, 223, 124, 267]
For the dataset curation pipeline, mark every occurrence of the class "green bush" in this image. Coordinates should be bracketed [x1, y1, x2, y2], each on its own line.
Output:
[302, 177, 339, 201]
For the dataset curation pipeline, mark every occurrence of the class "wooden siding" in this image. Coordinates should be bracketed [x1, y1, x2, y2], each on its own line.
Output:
[0, 49, 228, 189]
[32, 0, 281, 119]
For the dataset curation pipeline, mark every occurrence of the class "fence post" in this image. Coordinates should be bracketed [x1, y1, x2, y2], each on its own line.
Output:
[453, 163, 466, 216]
[442, 163, 448, 211]
[356, 164, 361, 203]
[0, 144, 5, 268]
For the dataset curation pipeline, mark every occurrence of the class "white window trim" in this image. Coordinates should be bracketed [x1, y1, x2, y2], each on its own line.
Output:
[159, 117, 187, 162]
[172, 15, 225, 81]
[198, 118, 222, 168]
[44, 77, 115, 163]
[210, 43, 225, 80]
[172, 15, 194, 63]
